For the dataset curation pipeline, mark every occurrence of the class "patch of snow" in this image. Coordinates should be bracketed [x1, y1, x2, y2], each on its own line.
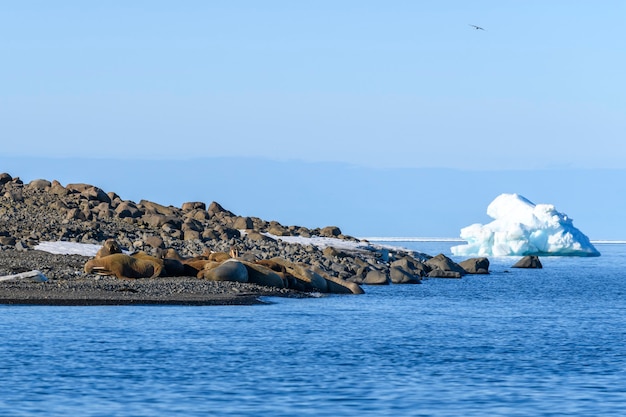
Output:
[34, 241, 104, 256]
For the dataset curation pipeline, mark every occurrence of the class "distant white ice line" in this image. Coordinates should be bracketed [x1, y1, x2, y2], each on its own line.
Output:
[359, 237, 465, 242]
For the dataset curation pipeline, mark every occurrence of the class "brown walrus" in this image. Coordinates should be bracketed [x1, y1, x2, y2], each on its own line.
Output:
[84, 253, 162, 280]
[201, 246, 239, 262]
[160, 248, 208, 262]
[197, 259, 248, 282]
[159, 248, 212, 276]
[95, 238, 123, 258]
[208, 252, 232, 262]
[255, 259, 288, 274]
[129, 251, 186, 277]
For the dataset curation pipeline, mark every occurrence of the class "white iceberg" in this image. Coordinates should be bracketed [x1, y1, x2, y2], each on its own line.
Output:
[451, 193, 600, 257]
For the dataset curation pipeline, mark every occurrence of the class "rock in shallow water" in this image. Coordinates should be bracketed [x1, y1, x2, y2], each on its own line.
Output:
[512, 255, 543, 269]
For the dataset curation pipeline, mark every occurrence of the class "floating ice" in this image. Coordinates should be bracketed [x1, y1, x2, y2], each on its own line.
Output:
[451, 193, 600, 257]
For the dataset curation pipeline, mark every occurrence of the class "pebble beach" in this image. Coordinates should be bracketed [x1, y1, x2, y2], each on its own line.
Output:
[0, 249, 304, 305]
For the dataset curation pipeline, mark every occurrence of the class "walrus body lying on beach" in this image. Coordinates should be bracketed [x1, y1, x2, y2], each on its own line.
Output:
[84, 253, 163, 280]
[85, 240, 362, 293]
[160, 248, 213, 276]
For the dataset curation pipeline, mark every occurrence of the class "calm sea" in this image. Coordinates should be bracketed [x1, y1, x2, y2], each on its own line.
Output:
[1, 242, 625, 417]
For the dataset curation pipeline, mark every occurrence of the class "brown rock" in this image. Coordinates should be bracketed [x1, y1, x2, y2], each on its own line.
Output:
[390, 257, 429, 277]
[424, 253, 466, 276]
[65, 183, 94, 193]
[268, 222, 290, 236]
[390, 266, 421, 284]
[0, 236, 16, 246]
[190, 210, 210, 222]
[115, 201, 142, 218]
[363, 269, 390, 285]
[50, 181, 69, 196]
[181, 201, 206, 212]
[427, 270, 462, 279]
[319, 226, 342, 237]
[202, 229, 219, 240]
[245, 231, 275, 242]
[139, 200, 178, 216]
[144, 236, 164, 249]
[183, 229, 201, 241]
[207, 201, 233, 216]
[512, 255, 543, 269]
[233, 216, 254, 230]
[143, 213, 169, 228]
[182, 218, 204, 232]
[0, 173, 12, 185]
[459, 257, 490, 274]
[84, 187, 111, 204]
[27, 179, 51, 190]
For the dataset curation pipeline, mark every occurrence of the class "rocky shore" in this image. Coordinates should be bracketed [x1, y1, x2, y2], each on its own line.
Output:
[0, 172, 487, 305]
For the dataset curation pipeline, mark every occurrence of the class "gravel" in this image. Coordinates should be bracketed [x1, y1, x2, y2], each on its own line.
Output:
[0, 249, 308, 305]
[0, 172, 434, 305]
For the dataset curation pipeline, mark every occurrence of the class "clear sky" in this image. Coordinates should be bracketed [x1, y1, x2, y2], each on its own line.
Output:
[2, 1, 624, 169]
[1, 2, 625, 240]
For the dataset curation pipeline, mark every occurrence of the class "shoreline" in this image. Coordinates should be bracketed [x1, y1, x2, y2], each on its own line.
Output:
[0, 277, 310, 307]
[0, 293, 286, 307]
[0, 249, 310, 306]
[0, 295, 274, 307]
[0, 173, 440, 304]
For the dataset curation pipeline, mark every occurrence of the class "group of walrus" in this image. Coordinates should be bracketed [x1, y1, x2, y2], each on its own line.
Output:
[83, 239, 364, 294]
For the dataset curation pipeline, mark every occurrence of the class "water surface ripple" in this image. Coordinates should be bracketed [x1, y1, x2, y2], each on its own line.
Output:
[1, 243, 625, 416]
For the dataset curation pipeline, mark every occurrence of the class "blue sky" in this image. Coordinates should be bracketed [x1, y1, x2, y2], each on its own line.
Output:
[1, 2, 625, 239]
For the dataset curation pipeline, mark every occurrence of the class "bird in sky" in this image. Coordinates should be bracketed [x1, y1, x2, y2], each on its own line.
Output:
[469, 24, 485, 30]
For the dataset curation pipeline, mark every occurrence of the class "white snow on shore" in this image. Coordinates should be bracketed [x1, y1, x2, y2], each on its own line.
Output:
[261, 233, 371, 250]
[34, 241, 104, 256]
[34, 234, 373, 257]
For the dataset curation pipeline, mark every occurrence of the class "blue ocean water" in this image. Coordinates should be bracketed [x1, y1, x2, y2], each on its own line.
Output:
[1, 242, 625, 417]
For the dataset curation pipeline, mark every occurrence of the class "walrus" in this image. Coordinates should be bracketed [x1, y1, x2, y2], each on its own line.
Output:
[160, 248, 212, 276]
[209, 252, 232, 262]
[254, 259, 299, 288]
[197, 259, 248, 282]
[95, 238, 123, 258]
[201, 247, 239, 262]
[255, 259, 287, 274]
[84, 253, 163, 280]
[160, 248, 208, 262]
[133, 251, 189, 276]
[263, 257, 328, 292]
[130, 251, 185, 277]
[161, 258, 186, 276]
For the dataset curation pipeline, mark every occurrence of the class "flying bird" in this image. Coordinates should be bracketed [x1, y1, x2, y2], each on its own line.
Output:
[469, 24, 485, 31]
